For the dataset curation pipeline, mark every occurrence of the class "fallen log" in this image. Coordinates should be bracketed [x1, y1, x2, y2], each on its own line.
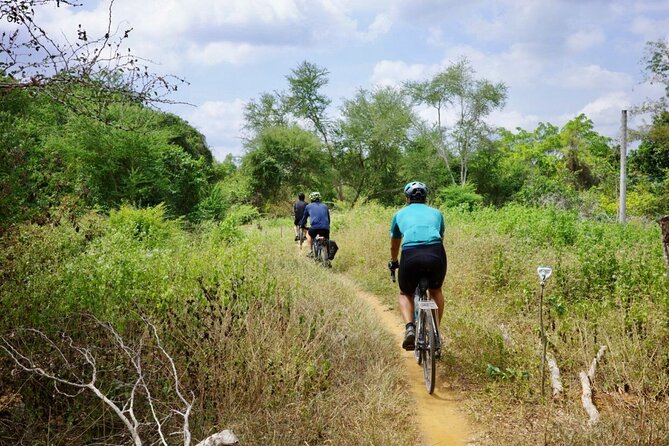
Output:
[546, 353, 563, 398]
[196, 430, 239, 446]
[579, 371, 599, 425]
[588, 345, 607, 382]
[580, 345, 607, 425]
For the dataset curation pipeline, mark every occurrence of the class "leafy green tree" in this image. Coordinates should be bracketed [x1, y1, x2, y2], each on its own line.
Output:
[405, 58, 507, 185]
[338, 87, 414, 205]
[630, 112, 669, 177]
[400, 126, 452, 198]
[559, 114, 615, 191]
[242, 126, 327, 205]
[243, 92, 291, 137]
[467, 136, 527, 206]
[404, 68, 458, 184]
[285, 61, 343, 199]
[0, 84, 213, 227]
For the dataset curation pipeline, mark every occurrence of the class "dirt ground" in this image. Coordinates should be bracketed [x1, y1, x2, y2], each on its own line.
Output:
[340, 276, 471, 446]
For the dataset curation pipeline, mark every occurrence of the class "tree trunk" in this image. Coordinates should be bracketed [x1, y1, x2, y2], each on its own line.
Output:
[659, 215, 669, 274]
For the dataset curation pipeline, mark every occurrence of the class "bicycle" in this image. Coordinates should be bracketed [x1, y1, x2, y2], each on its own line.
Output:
[313, 235, 331, 268]
[298, 226, 307, 248]
[390, 268, 441, 394]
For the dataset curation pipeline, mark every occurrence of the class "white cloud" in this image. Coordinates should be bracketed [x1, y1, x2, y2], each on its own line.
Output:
[629, 16, 669, 41]
[566, 29, 605, 52]
[557, 91, 632, 138]
[489, 110, 540, 132]
[186, 42, 267, 66]
[550, 65, 632, 90]
[370, 60, 434, 87]
[187, 99, 247, 159]
[363, 13, 393, 39]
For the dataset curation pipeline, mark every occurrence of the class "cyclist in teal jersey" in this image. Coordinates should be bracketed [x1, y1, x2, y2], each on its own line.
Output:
[388, 182, 447, 350]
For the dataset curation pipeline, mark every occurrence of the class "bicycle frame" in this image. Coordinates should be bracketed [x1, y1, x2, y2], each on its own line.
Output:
[391, 270, 441, 394]
[313, 235, 331, 267]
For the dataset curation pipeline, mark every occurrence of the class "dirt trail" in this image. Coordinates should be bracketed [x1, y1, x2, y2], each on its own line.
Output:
[339, 276, 471, 446]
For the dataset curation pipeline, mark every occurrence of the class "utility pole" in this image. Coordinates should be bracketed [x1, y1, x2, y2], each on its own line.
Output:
[619, 110, 627, 224]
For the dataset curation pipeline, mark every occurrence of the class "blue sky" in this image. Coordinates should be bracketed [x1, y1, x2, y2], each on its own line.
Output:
[30, 0, 669, 160]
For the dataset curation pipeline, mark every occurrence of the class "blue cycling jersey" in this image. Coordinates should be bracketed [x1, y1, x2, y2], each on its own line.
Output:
[300, 202, 330, 230]
[389, 203, 444, 249]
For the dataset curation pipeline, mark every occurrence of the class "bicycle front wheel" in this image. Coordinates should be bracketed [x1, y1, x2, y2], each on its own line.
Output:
[421, 310, 437, 394]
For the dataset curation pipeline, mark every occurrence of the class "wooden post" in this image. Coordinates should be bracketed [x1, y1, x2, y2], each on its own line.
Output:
[659, 215, 669, 274]
[619, 110, 628, 224]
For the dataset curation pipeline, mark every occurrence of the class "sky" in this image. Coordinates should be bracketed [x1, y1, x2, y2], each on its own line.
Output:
[27, 0, 669, 160]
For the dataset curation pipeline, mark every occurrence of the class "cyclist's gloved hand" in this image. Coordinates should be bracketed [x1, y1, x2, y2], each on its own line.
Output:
[388, 260, 399, 270]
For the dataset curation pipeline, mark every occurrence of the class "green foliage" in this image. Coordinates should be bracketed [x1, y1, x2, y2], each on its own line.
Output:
[193, 172, 252, 221]
[0, 84, 213, 228]
[338, 87, 414, 204]
[436, 183, 483, 210]
[243, 126, 328, 205]
[108, 204, 180, 248]
[486, 364, 529, 381]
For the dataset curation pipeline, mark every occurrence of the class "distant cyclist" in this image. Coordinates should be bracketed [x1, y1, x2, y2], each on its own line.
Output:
[293, 192, 307, 241]
[299, 191, 330, 256]
[388, 182, 446, 350]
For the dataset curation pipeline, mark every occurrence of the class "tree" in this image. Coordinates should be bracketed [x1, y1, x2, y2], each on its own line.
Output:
[400, 124, 452, 199]
[640, 39, 669, 112]
[0, 0, 185, 109]
[406, 58, 507, 185]
[242, 126, 327, 205]
[285, 61, 344, 200]
[630, 111, 669, 179]
[338, 87, 414, 205]
[242, 92, 291, 138]
[404, 67, 458, 184]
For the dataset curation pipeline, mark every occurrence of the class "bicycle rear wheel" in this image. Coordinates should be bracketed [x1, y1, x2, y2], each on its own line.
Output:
[421, 310, 437, 394]
[415, 308, 423, 365]
[320, 241, 330, 267]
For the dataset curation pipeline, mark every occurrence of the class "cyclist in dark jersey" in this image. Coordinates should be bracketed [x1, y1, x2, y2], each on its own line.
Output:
[299, 191, 330, 256]
[388, 182, 447, 350]
[293, 192, 307, 241]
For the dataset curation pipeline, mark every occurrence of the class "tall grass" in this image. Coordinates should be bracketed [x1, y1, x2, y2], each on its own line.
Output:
[0, 206, 417, 445]
[332, 202, 669, 445]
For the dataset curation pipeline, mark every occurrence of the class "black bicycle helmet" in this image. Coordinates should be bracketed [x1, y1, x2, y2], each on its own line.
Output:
[403, 181, 428, 202]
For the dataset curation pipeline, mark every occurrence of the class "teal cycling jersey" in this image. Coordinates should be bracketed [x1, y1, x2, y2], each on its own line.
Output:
[389, 203, 444, 249]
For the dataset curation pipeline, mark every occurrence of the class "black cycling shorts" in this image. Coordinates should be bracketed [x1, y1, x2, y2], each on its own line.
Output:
[398, 243, 447, 294]
[308, 228, 329, 239]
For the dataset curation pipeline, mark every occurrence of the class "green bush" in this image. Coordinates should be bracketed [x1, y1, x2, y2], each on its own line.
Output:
[108, 203, 181, 248]
[436, 183, 483, 210]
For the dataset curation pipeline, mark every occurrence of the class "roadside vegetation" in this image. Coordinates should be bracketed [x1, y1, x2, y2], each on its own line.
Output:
[334, 203, 669, 445]
[2, 1, 669, 444]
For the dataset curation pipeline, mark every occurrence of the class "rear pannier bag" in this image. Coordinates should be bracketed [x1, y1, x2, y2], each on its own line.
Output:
[327, 240, 339, 260]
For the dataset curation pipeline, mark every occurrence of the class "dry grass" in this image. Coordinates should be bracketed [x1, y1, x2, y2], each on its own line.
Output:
[330, 203, 669, 446]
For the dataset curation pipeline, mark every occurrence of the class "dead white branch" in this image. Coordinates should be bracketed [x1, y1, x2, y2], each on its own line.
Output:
[588, 345, 607, 382]
[579, 371, 599, 425]
[195, 430, 240, 446]
[0, 315, 203, 446]
[579, 345, 607, 425]
[546, 353, 563, 398]
[0, 333, 143, 446]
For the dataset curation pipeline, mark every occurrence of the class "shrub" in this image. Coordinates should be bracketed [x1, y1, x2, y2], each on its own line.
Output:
[436, 183, 483, 210]
[108, 203, 181, 248]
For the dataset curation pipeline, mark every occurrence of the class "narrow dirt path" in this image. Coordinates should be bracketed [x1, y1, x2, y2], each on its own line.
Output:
[337, 276, 471, 446]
